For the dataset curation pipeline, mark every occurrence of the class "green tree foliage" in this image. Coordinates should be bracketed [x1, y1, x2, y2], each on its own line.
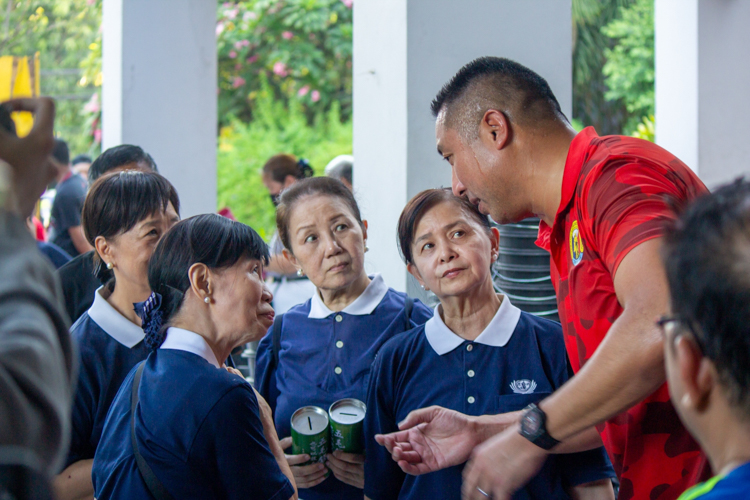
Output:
[217, 76, 352, 238]
[572, 0, 635, 135]
[217, 0, 352, 127]
[602, 0, 654, 135]
[0, 0, 102, 155]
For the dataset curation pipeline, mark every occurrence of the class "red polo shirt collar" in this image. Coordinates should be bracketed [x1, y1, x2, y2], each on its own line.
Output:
[535, 126, 599, 250]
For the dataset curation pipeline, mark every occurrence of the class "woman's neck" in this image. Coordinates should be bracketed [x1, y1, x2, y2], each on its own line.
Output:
[318, 271, 371, 312]
[170, 310, 233, 367]
[106, 279, 151, 326]
[440, 279, 502, 341]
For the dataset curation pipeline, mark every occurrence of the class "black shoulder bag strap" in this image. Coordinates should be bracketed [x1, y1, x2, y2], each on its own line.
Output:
[130, 362, 175, 500]
[403, 296, 414, 330]
[271, 313, 284, 368]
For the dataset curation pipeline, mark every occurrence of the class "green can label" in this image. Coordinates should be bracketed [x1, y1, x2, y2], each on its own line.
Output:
[291, 406, 330, 464]
[329, 398, 366, 454]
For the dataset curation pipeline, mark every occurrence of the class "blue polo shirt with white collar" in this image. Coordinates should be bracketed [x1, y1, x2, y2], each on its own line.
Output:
[92, 328, 295, 499]
[255, 274, 433, 500]
[67, 287, 148, 466]
[364, 296, 615, 500]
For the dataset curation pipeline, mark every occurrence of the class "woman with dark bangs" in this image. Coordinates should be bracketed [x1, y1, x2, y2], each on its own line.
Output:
[55, 171, 180, 500]
[92, 214, 296, 500]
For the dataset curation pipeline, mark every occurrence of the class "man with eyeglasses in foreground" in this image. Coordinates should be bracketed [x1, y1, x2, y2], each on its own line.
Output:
[660, 178, 750, 499]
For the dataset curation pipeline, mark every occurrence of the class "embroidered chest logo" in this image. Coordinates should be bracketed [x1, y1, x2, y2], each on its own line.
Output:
[510, 379, 537, 394]
[569, 220, 584, 266]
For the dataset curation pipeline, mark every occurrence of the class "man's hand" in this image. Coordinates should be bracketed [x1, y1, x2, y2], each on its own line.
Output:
[0, 98, 57, 217]
[461, 425, 547, 500]
[374, 406, 521, 475]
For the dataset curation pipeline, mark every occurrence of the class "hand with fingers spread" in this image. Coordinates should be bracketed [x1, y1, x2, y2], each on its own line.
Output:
[326, 450, 364, 489]
[374, 406, 479, 475]
[279, 436, 330, 489]
[0, 98, 58, 217]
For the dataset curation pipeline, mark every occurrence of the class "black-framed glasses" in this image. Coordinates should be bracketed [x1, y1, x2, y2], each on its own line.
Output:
[656, 314, 706, 353]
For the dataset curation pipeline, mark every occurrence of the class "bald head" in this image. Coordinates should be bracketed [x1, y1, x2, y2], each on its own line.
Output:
[432, 57, 566, 141]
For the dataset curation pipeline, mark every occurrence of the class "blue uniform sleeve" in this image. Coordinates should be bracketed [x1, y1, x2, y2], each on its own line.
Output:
[364, 345, 406, 500]
[193, 384, 294, 500]
[558, 447, 616, 487]
[66, 343, 97, 466]
[254, 328, 279, 416]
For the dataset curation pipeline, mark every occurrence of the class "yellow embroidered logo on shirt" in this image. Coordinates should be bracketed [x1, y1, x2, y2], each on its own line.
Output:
[570, 220, 584, 266]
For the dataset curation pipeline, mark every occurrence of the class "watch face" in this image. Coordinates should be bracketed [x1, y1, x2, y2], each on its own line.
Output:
[523, 411, 542, 435]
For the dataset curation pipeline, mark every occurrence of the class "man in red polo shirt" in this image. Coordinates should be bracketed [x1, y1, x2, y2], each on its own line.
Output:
[374, 57, 710, 500]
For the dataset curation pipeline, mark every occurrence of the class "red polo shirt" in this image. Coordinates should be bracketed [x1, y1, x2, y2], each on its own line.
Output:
[536, 127, 709, 500]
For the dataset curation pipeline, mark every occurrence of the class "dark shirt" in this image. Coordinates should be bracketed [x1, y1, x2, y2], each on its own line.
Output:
[92, 344, 294, 499]
[67, 289, 148, 466]
[56, 251, 101, 324]
[256, 275, 433, 500]
[37, 241, 71, 269]
[365, 299, 615, 500]
[50, 172, 87, 257]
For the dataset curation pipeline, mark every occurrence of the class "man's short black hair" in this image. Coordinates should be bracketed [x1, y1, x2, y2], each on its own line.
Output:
[51, 139, 70, 166]
[664, 178, 750, 420]
[88, 144, 157, 184]
[432, 57, 565, 139]
[72, 154, 92, 166]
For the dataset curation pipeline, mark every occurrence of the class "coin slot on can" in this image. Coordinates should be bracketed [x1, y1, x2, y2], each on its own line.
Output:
[329, 398, 366, 454]
[291, 406, 330, 465]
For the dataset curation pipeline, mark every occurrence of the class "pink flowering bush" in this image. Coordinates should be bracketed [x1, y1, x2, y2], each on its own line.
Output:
[217, 0, 352, 125]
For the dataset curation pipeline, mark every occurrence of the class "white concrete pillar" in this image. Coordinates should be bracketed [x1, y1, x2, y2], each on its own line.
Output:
[656, 0, 750, 188]
[102, 0, 217, 217]
[353, 0, 572, 295]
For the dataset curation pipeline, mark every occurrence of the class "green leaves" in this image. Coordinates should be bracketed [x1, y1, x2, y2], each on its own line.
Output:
[217, 75, 352, 238]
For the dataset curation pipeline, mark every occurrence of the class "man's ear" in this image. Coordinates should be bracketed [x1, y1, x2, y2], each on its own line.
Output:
[407, 262, 428, 291]
[675, 335, 715, 413]
[187, 262, 211, 303]
[480, 109, 511, 151]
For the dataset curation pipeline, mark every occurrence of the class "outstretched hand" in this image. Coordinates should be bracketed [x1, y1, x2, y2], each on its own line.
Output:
[0, 98, 57, 217]
[374, 406, 483, 475]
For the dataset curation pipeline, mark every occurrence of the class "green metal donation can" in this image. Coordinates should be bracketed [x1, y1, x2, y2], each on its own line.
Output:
[291, 406, 330, 464]
[329, 398, 367, 454]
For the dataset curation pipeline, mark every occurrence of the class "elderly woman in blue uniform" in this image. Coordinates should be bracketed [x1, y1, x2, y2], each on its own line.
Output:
[364, 189, 616, 500]
[255, 177, 432, 500]
[54, 171, 179, 500]
[92, 214, 297, 499]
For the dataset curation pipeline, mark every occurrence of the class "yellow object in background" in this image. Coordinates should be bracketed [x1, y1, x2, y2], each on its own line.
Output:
[0, 53, 40, 137]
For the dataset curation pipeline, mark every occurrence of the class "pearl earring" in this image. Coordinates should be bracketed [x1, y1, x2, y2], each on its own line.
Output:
[106, 262, 113, 270]
[297, 268, 304, 277]
[365, 246, 369, 253]
[681, 394, 692, 407]
[204, 297, 210, 304]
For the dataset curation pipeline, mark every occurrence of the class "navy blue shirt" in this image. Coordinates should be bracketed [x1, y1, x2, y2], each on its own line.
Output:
[67, 288, 148, 466]
[256, 275, 432, 500]
[93, 328, 295, 499]
[678, 462, 750, 499]
[365, 296, 615, 500]
[37, 241, 71, 269]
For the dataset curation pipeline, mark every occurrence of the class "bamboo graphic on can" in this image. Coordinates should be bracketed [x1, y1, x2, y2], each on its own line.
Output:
[291, 406, 330, 464]
[329, 398, 366, 453]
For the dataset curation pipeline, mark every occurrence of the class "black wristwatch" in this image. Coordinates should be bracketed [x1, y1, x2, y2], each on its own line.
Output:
[519, 403, 560, 450]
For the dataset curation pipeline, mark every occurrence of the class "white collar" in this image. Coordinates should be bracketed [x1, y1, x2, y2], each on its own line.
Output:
[160, 327, 221, 369]
[308, 273, 389, 319]
[424, 295, 522, 355]
[87, 286, 146, 348]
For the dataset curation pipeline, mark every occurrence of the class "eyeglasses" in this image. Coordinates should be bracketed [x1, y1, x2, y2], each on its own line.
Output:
[656, 315, 706, 354]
